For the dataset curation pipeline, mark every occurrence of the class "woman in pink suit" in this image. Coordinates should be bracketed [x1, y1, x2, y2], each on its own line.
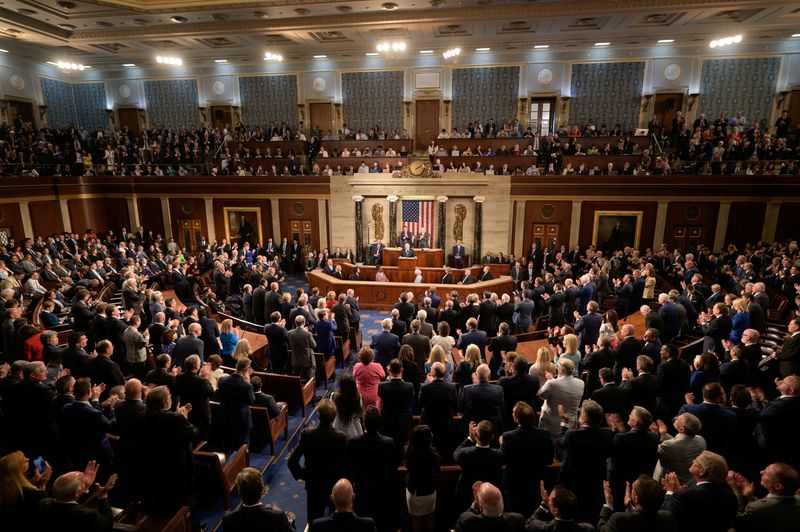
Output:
[352, 346, 386, 407]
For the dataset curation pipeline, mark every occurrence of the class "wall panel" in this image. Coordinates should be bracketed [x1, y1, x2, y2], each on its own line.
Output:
[30, 200, 64, 236]
[452, 67, 519, 131]
[41, 77, 77, 128]
[136, 198, 165, 237]
[212, 199, 271, 247]
[239, 75, 298, 128]
[774, 203, 800, 243]
[73, 82, 108, 131]
[724, 202, 766, 246]
[278, 199, 320, 254]
[570, 62, 645, 133]
[342, 71, 404, 135]
[663, 202, 719, 251]
[168, 199, 208, 247]
[68, 198, 129, 234]
[699, 57, 780, 128]
[0, 203, 25, 242]
[144, 79, 199, 128]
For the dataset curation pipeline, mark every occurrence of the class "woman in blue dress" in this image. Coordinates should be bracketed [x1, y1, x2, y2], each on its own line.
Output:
[313, 308, 338, 358]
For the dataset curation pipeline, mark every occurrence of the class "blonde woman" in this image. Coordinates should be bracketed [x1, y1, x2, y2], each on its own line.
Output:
[424, 345, 454, 383]
[430, 321, 455, 364]
[529, 346, 555, 387]
[729, 297, 750, 344]
[643, 265, 657, 299]
[219, 318, 239, 363]
[454, 344, 482, 386]
[232, 338, 251, 362]
[555, 333, 581, 372]
[0, 450, 51, 528]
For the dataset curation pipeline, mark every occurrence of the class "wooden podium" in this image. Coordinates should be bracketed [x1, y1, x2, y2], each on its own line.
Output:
[383, 248, 444, 267]
[397, 257, 417, 270]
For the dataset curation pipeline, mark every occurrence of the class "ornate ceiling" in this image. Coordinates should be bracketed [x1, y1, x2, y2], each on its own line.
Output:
[0, 0, 798, 69]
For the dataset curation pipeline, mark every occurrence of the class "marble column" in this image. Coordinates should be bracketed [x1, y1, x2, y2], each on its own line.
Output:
[160, 198, 172, 240]
[473, 196, 484, 261]
[436, 196, 448, 250]
[388, 195, 399, 247]
[353, 195, 364, 263]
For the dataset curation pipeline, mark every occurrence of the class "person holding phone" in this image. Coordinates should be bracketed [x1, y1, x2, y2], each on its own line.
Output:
[0, 450, 52, 529]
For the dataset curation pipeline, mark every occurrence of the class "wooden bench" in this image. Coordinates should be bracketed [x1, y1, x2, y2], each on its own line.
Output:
[314, 352, 337, 390]
[676, 336, 705, 363]
[192, 441, 249, 511]
[249, 403, 289, 455]
[114, 504, 192, 532]
[255, 371, 316, 417]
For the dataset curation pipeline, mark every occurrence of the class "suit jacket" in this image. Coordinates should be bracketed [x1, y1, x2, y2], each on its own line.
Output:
[288, 424, 348, 491]
[419, 378, 457, 444]
[526, 507, 595, 531]
[574, 311, 603, 351]
[455, 511, 525, 532]
[654, 433, 707, 485]
[499, 373, 539, 428]
[199, 317, 221, 356]
[662, 482, 738, 532]
[370, 329, 400, 366]
[309, 512, 376, 532]
[620, 373, 659, 416]
[172, 334, 204, 366]
[457, 329, 488, 358]
[61, 346, 92, 378]
[377, 378, 414, 437]
[477, 300, 497, 333]
[583, 347, 615, 394]
[263, 323, 289, 369]
[733, 495, 800, 532]
[287, 326, 316, 370]
[346, 432, 399, 520]
[597, 506, 678, 532]
[218, 373, 255, 445]
[37, 498, 113, 532]
[501, 425, 554, 508]
[677, 402, 738, 456]
[460, 381, 504, 432]
[703, 314, 733, 357]
[174, 372, 214, 432]
[514, 299, 534, 332]
[755, 395, 800, 469]
[777, 333, 800, 377]
[538, 375, 585, 436]
[442, 273, 455, 284]
[558, 426, 614, 517]
[87, 355, 125, 395]
[60, 400, 116, 468]
[402, 331, 432, 368]
[453, 438, 504, 509]
[613, 337, 642, 381]
[610, 429, 659, 486]
[592, 383, 631, 417]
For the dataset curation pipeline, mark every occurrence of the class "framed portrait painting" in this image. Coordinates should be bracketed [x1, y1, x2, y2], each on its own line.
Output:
[223, 207, 263, 247]
[592, 211, 642, 253]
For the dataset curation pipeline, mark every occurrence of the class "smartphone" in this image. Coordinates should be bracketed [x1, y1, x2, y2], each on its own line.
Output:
[32, 456, 46, 474]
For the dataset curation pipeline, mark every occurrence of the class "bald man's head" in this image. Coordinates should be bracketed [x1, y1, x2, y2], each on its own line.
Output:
[125, 378, 143, 400]
[330, 478, 354, 512]
[52, 471, 85, 502]
[478, 482, 504, 517]
[188, 322, 202, 336]
[476, 363, 490, 382]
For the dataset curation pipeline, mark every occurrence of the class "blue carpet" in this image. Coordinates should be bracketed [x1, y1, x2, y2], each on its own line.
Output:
[203, 276, 394, 531]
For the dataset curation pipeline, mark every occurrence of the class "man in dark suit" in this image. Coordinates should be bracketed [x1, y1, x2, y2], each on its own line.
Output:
[371, 318, 401, 367]
[662, 450, 738, 532]
[614, 324, 642, 381]
[8, 361, 57, 459]
[453, 420, 504, 512]
[440, 266, 455, 284]
[346, 406, 399, 531]
[701, 303, 733, 358]
[720, 343, 752, 392]
[289, 399, 349, 525]
[583, 337, 616, 395]
[620, 356, 659, 417]
[544, 286, 566, 328]
[597, 476, 678, 532]
[395, 292, 416, 329]
[453, 240, 466, 268]
[461, 271, 476, 285]
[489, 322, 518, 379]
[147, 312, 169, 356]
[265, 282, 282, 323]
[38, 469, 116, 531]
[657, 344, 692, 422]
[222, 467, 295, 531]
[608, 406, 660, 511]
[264, 312, 290, 374]
[592, 368, 631, 418]
[400, 242, 415, 258]
[776, 318, 800, 377]
[658, 294, 681, 345]
[419, 362, 458, 457]
[251, 280, 268, 325]
[477, 291, 497, 338]
[754, 375, 800, 470]
[526, 482, 595, 531]
[174, 354, 214, 440]
[332, 293, 353, 344]
[377, 359, 415, 452]
[557, 399, 614, 524]
[88, 340, 125, 396]
[574, 300, 603, 353]
[172, 322, 205, 366]
[60, 377, 118, 474]
[402, 319, 431, 368]
[613, 275, 634, 318]
[309, 478, 376, 532]
[218, 358, 256, 452]
[678, 382, 738, 457]
[457, 318, 489, 359]
[62, 331, 92, 378]
[501, 401, 554, 516]
[460, 364, 504, 433]
[455, 481, 525, 532]
[371, 240, 385, 265]
[499, 357, 539, 429]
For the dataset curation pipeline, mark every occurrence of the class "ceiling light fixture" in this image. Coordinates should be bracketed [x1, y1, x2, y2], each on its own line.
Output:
[657, 39, 674, 43]
[475, 47, 490, 51]
[170, 16, 187, 23]
[791, 33, 800, 38]
[122, 63, 136, 67]
[376, 41, 407, 52]
[365, 52, 379, 56]
[534, 44, 549, 49]
[313, 54, 327, 59]
[594, 42, 611, 46]
[214, 59, 228, 63]
[156, 55, 183, 66]
[0, 48, 8, 53]
[55, 60, 88, 71]
[419, 50, 434, 54]
[709, 34, 742, 48]
[443, 47, 461, 59]
[264, 51, 284, 61]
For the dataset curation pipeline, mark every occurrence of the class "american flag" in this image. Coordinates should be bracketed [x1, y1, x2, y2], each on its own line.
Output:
[402, 199, 435, 246]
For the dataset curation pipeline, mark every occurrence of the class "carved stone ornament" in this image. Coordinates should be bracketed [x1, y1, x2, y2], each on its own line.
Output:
[392, 161, 442, 178]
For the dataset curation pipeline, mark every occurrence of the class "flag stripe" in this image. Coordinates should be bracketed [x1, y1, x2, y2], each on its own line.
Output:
[402, 200, 435, 246]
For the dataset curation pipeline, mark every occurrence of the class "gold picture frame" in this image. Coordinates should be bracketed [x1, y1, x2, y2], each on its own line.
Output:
[223, 207, 263, 247]
[592, 210, 643, 251]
